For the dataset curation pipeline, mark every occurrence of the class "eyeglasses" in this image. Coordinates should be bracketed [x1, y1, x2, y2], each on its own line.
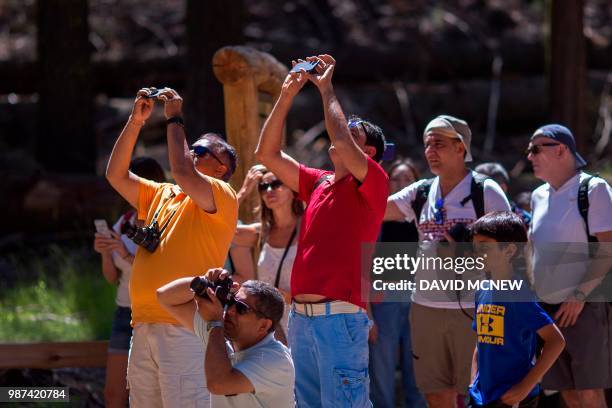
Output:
[434, 198, 445, 225]
[258, 179, 283, 192]
[525, 143, 560, 156]
[192, 145, 224, 165]
[348, 119, 368, 138]
[227, 296, 269, 319]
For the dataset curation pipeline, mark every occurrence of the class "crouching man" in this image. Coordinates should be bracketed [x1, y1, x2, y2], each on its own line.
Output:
[157, 268, 295, 407]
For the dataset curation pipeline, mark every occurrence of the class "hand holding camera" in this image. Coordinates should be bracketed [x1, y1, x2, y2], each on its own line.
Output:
[130, 87, 159, 125]
[157, 88, 183, 120]
[191, 268, 237, 322]
[305, 54, 336, 91]
[281, 61, 310, 99]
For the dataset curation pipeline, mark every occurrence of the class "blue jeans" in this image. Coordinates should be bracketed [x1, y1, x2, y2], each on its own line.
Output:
[288, 308, 372, 408]
[370, 302, 426, 408]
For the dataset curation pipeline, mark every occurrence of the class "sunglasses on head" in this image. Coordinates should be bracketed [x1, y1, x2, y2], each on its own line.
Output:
[348, 119, 368, 136]
[258, 179, 283, 192]
[525, 143, 560, 156]
[192, 145, 224, 165]
[227, 296, 269, 319]
[434, 198, 445, 225]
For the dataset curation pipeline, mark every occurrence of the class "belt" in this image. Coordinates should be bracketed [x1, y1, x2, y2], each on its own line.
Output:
[292, 300, 365, 317]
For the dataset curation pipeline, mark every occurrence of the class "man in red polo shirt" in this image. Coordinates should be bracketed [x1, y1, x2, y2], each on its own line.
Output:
[255, 54, 388, 407]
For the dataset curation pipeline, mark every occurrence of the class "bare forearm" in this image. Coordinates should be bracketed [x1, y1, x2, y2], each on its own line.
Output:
[106, 117, 141, 182]
[101, 253, 119, 284]
[256, 95, 293, 160]
[470, 347, 478, 384]
[520, 336, 564, 390]
[205, 328, 234, 386]
[156, 277, 194, 306]
[320, 87, 350, 146]
[167, 123, 194, 179]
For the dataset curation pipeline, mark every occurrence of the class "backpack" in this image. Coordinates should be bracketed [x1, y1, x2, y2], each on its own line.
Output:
[577, 174, 599, 243]
[410, 173, 489, 223]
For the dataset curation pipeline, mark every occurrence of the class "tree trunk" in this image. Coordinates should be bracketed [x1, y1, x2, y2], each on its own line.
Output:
[549, 0, 587, 152]
[36, 0, 94, 173]
[185, 0, 245, 141]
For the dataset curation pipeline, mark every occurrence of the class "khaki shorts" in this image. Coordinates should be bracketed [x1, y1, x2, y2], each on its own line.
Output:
[410, 303, 477, 394]
[127, 323, 210, 408]
[541, 302, 612, 390]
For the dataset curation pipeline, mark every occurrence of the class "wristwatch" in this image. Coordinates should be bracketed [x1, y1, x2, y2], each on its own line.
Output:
[573, 288, 587, 302]
[206, 320, 223, 334]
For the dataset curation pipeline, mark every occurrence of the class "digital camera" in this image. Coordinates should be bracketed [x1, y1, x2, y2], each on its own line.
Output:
[123, 221, 161, 253]
[190, 276, 234, 306]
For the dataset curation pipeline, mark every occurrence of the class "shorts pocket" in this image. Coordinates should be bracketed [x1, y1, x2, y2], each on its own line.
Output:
[334, 368, 369, 407]
[334, 314, 369, 345]
[180, 374, 209, 408]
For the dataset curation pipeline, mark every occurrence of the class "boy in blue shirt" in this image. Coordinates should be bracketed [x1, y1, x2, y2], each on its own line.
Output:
[469, 212, 565, 407]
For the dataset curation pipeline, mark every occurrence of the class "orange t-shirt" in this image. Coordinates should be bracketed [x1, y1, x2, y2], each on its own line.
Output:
[130, 177, 238, 324]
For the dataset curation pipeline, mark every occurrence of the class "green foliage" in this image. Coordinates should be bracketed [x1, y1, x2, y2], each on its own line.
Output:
[0, 244, 117, 342]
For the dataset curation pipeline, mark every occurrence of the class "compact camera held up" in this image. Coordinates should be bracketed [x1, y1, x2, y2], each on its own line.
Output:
[190, 276, 234, 306]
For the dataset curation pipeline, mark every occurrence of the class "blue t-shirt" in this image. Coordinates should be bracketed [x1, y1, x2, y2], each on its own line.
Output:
[469, 287, 552, 405]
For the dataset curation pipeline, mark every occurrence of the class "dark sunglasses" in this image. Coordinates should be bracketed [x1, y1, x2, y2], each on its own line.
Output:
[434, 198, 445, 225]
[192, 145, 224, 165]
[258, 179, 283, 192]
[525, 143, 560, 156]
[227, 296, 269, 319]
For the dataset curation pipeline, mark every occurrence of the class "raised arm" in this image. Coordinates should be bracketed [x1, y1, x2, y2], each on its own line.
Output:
[159, 88, 217, 213]
[156, 277, 198, 332]
[105, 89, 155, 208]
[308, 55, 369, 182]
[255, 67, 308, 193]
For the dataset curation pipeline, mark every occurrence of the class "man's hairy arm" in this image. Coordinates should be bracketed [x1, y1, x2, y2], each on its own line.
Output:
[255, 68, 308, 193]
[160, 88, 217, 212]
[106, 91, 154, 208]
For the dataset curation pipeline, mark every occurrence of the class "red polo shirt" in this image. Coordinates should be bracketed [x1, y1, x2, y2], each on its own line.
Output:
[291, 157, 388, 308]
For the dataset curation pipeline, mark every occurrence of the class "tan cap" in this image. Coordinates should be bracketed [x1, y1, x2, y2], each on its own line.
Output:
[423, 115, 473, 162]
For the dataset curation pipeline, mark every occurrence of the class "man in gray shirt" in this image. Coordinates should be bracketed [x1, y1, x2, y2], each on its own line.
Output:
[157, 269, 295, 407]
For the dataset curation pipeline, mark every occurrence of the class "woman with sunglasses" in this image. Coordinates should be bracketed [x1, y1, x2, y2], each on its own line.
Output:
[232, 164, 304, 345]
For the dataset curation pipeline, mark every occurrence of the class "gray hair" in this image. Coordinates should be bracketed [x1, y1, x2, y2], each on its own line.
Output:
[241, 280, 285, 333]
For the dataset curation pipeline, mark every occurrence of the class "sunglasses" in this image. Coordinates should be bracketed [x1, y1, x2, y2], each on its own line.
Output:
[258, 179, 283, 192]
[434, 198, 445, 225]
[192, 145, 224, 165]
[348, 119, 368, 138]
[525, 143, 560, 156]
[227, 296, 269, 319]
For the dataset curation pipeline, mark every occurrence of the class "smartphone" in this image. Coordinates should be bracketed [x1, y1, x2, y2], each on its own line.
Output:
[144, 88, 161, 98]
[290, 60, 319, 74]
[94, 219, 111, 238]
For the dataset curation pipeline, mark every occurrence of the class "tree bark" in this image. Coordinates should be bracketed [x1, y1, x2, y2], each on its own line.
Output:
[185, 0, 245, 141]
[549, 0, 587, 151]
[36, 0, 94, 173]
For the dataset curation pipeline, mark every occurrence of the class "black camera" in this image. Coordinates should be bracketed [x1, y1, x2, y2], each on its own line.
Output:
[123, 221, 161, 253]
[190, 276, 234, 306]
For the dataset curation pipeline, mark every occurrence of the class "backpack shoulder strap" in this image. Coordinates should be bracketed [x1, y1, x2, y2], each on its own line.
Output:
[459, 172, 488, 219]
[411, 178, 435, 223]
[578, 173, 598, 243]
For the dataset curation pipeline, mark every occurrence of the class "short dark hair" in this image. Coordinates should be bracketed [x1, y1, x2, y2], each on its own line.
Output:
[241, 280, 285, 333]
[197, 133, 238, 182]
[348, 115, 386, 162]
[474, 162, 509, 187]
[471, 211, 527, 243]
[130, 156, 166, 183]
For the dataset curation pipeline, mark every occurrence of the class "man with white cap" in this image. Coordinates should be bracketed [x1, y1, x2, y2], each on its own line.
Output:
[527, 124, 612, 408]
[385, 115, 510, 407]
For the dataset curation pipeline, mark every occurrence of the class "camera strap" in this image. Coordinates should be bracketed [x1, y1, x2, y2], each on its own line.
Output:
[158, 209, 178, 235]
[274, 226, 298, 288]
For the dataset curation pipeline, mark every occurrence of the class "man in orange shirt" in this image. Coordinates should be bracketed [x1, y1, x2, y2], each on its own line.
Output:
[106, 87, 238, 407]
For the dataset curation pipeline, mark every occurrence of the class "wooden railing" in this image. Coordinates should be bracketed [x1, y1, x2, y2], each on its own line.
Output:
[0, 341, 108, 369]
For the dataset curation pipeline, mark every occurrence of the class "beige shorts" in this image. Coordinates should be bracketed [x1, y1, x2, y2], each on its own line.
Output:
[410, 303, 477, 395]
[127, 323, 210, 408]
